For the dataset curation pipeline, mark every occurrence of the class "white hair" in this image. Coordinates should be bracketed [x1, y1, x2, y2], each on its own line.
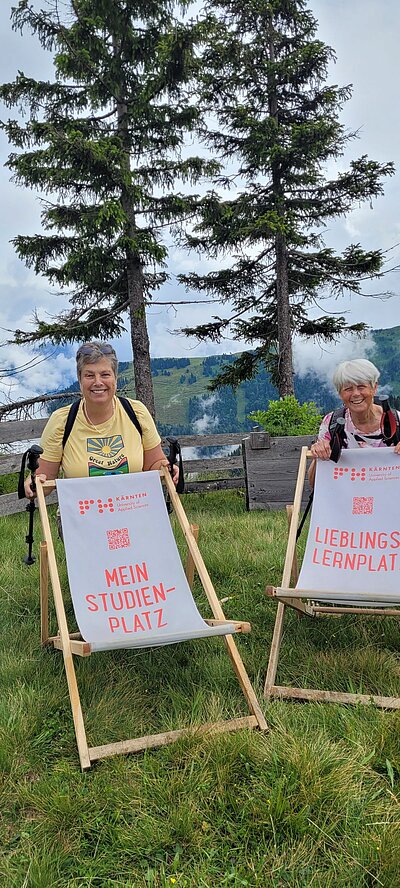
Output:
[332, 359, 380, 393]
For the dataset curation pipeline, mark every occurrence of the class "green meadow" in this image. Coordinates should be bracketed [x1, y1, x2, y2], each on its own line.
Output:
[1, 490, 400, 887]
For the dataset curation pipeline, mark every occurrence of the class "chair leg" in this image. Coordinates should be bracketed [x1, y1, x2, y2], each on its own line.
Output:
[264, 601, 286, 696]
[40, 541, 49, 645]
[286, 505, 299, 587]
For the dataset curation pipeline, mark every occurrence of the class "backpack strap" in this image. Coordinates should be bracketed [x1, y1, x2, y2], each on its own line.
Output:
[327, 406, 347, 463]
[328, 406, 346, 436]
[62, 396, 142, 450]
[118, 396, 142, 438]
[62, 400, 80, 448]
[379, 398, 400, 445]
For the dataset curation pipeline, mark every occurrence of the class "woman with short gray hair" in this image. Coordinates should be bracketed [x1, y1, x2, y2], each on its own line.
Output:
[24, 340, 178, 497]
[309, 358, 400, 485]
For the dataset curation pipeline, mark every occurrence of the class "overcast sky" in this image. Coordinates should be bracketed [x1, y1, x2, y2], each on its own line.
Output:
[1, 0, 400, 403]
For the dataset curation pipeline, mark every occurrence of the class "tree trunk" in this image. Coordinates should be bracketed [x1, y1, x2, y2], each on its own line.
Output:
[127, 259, 156, 416]
[275, 230, 294, 397]
[268, 18, 294, 398]
[117, 90, 156, 418]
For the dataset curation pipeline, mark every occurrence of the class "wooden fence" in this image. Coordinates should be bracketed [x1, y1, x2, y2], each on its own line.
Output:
[0, 417, 245, 517]
[0, 419, 314, 517]
[242, 431, 314, 511]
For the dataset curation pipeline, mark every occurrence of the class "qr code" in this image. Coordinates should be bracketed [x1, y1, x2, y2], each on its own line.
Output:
[352, 497, 374, 515]
[106, 528, 130, 550]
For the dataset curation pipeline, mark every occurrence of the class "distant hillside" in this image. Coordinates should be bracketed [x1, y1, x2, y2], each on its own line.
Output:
[146, 355, 340, 436]
[367, 326, 400, 389]
[50, 328, 400, 436]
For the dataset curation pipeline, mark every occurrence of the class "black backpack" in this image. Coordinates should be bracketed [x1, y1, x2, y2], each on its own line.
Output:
[328, 397, 400, 462]
[62, 396, 142, 448]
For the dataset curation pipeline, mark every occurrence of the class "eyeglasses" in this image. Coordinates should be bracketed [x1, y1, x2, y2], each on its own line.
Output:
[76, 343, 116, 358]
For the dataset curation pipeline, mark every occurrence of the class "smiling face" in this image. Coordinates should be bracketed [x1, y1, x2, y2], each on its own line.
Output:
[339, 380, 378, 420]
[79, 357, 117, 411]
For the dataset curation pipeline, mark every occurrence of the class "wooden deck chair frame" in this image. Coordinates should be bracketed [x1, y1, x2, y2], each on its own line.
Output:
[264, 446, 400, 710]
[36, 468, 267, 769]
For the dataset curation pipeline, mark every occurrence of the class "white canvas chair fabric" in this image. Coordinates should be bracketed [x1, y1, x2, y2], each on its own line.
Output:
[56, 471, 236, 651]
[295, 448, 400, 607]
[264, 446, 400, 709]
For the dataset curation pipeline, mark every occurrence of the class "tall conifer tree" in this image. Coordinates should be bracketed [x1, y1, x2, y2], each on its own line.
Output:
[1, 0, 214, 414]
[180, 0, 394, 396]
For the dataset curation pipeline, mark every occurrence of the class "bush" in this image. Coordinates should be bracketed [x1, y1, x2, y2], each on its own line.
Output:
[248, 395, 322, 436]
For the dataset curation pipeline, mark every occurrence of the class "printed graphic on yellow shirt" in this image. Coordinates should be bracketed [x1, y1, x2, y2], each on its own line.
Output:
[87, 435, 129, 476]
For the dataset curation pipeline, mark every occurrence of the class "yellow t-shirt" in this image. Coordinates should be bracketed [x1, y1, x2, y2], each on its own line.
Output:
[40, 398, 161, 478]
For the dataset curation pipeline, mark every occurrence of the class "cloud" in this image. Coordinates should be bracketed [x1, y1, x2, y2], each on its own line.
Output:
[192, 394, 220, 434]
[293, 332, 376, 392]
[1, 0, 400, 388]
[0, 341, 76, 406]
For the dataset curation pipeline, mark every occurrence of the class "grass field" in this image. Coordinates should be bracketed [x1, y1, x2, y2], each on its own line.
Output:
[1, 490, 400, 887]
[119, 359, 213, 429]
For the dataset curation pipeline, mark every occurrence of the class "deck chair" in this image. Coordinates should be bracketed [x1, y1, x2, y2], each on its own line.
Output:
[36, 468, 267, 769]
[265, 445, 400, 709]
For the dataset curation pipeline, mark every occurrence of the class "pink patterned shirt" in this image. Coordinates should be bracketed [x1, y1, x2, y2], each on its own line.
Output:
[318, 408, 400, 449]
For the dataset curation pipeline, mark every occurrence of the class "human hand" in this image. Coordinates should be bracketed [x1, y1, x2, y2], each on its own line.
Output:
[155, 459, 179, 487]
[170, 463, 179, 486]
[394, 442, 400, 455]
[24, 472, 47, 499]
[309, 440, 331, 461]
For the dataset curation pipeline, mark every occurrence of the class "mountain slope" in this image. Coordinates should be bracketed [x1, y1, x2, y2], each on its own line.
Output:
[51, 328, 400, 435]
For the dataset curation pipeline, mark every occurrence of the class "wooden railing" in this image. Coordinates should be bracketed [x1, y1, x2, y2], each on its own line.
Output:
[0, 417, 246, 517]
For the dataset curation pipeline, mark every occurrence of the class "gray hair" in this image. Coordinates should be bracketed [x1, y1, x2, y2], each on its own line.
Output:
[332, 359, 380, 393]
[76, 341, 118, 379]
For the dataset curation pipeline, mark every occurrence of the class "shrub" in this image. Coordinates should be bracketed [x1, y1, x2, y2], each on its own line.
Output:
[248, 395, 322, 436]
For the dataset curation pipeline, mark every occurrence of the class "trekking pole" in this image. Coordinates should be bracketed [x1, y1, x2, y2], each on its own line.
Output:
[163, 438, 185, 513]
[166, 437, 185, 494]
[17, 444, 44, 565]
[296, 490, 313, 542]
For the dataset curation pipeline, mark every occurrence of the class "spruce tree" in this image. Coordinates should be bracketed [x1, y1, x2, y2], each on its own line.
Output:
[180, 0, 394, 396]
[1, 0, 214, 414]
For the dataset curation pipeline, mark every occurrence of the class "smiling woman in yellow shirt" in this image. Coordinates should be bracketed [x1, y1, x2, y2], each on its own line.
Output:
[24, 341, 178, 496]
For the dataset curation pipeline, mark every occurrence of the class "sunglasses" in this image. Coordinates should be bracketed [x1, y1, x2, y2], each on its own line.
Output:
[76, 343, 116, 358]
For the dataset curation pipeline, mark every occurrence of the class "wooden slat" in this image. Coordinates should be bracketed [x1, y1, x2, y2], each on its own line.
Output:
[89, 716, 259, 762]
[0, 489, 58, 517]
[0, 418, 47, 444]
[314, 606, 400, 616]
[276, 587, 400, 605]
[184, 478, 244, 493]
[51, 637, 92, 656]
[250, 435, 314, 456]
[184, 456, 242, 473]
[278, 597, 400, 614]
[204, 619, 251, 633]
[162, 433, 245, 448]
[269, 685, 400, 710]
[0, 453, 26, 475]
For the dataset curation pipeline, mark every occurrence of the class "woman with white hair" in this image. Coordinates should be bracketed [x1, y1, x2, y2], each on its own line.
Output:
[308, 358, 400, 485]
